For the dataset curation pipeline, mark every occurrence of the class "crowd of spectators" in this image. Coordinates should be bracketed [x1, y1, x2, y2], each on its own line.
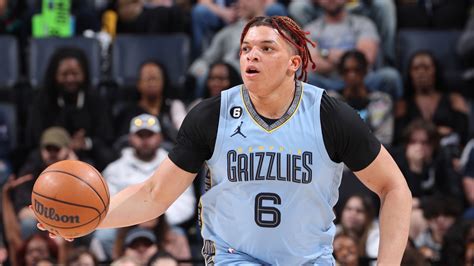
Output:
[0, 0, 473, 265]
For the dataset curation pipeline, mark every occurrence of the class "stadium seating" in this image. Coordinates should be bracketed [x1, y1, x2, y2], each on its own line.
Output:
[111, 34, 191, 91]
[28, 37, 101, 89]
[0, 36, 20, 89]
[397, 29, 464, 90]
[0, 103, 17, 151]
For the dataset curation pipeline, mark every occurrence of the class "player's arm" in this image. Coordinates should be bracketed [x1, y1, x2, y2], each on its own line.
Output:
[100, 96, 220, 229]
[354, 147, 411, 264]
[98, 158, 196, 229]
[321, 93, 411, 264]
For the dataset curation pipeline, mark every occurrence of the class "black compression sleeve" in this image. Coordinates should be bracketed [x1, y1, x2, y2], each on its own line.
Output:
[168, 96, 220, 173]
[320, 92, 381, 171]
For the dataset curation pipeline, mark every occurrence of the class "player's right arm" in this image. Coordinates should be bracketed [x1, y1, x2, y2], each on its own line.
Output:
[98, 158, 197, 229]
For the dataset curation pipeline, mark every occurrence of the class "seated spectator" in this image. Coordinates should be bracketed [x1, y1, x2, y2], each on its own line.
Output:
[333, 231, 360, 266]
[121, 228, 159, 265]
[189, 0, 266, 97]
[191, 0, 287, 57]
[336, 194, 379, 261]
[439, 219, 474, 266]
[111, 255, 141, 266]
[0, 0, 24, 36]
[114, 61, 187, 145]
[395, 50, 469, 145]
[328, 50, 393, 145]
[114, 0, 187, 34]
[289, 0, 396, 64]
[304, 0, 403, 100]
[93, 114, 195, 261]
[11, 127, 77, 238]
[415, 194, 462, 264]
[147, 250, 178, 266]
[66, 247, 98, 266]
[25, 47, 116, 170]
[189, 61, 242, 109]
[16, 234, 59, 266]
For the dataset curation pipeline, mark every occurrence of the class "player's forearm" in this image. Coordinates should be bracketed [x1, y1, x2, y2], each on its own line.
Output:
[377, 185, 412, 264]
[98, 181, 165, 229]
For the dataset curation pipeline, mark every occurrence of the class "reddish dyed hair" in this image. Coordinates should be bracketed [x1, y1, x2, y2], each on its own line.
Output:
[240, 16, 316, 82]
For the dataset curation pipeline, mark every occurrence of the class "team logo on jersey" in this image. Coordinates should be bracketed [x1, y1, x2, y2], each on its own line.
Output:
[230, 106, 242, 118]
[230, 121, 246, 138]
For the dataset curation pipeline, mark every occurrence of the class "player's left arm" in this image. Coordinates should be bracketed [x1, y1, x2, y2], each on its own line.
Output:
[354, 145, 412, 264]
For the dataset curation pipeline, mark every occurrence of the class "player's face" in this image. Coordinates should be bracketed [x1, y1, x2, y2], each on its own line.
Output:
[410, 54, 436, 93]
[138, 63, 164, 100]
[207, 64, 231, 97]
[341, 197, 366, 231]
[240, 26, 300, 94]
[56, 58, 85, 94]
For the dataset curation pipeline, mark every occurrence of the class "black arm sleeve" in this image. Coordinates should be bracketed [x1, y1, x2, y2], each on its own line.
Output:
[168, 96, 220, 173]
[320, 92, 381, 171]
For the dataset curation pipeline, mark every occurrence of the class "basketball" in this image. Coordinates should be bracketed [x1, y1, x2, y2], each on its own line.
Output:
[31, 160, 110, 238]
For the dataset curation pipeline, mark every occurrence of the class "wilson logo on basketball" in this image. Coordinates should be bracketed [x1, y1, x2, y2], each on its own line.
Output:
[34, 199, 80, 224]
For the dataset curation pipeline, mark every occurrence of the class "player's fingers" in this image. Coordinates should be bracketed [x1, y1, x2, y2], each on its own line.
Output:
[48, 232, 57, 239]
[65, 238, 74, 242]
[36, 223, 46, 231]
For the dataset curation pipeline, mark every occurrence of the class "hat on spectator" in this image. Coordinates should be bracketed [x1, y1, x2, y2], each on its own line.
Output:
[40, 127, 71, 148]
[129, 114, 161, 134]
[124, 227, 157, 247]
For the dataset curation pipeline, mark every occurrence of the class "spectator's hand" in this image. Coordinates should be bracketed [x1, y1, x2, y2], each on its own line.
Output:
[0, 246, 7, 264]
[406, 143, 425, 173]
[2, 174, 33, 194]
[70, 129, 87, 151]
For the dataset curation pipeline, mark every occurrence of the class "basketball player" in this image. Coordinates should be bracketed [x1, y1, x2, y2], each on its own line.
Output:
[41, 16, 411, 265]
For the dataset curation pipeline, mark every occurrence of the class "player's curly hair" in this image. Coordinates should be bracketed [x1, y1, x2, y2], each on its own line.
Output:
[240, 16, 316, 82]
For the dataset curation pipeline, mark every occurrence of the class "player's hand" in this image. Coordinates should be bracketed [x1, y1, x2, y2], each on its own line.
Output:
[28, 206, 74, 242]
[35, 222, 74, 242]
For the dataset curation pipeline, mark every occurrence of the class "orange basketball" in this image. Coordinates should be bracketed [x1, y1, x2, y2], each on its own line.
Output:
[31, 160, 110, 238]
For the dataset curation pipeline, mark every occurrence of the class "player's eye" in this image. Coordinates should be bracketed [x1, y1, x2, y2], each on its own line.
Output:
[241, 46, 250, 53]
[262, 46, 273, 52]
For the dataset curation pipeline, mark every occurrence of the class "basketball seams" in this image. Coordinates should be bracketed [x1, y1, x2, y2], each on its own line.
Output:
[32, 191, 101, 213]
[41, 169, 107, 210]
[87, 164, 110, 204]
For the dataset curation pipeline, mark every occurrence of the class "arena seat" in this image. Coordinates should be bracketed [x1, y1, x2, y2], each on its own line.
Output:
[397, 29, 464, 91]
[28, 37, 101, 89]
[0, 36, 19, 89]
[111, 34, 190, 91]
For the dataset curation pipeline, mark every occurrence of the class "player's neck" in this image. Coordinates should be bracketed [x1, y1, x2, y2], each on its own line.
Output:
[248, 79, 296, 119]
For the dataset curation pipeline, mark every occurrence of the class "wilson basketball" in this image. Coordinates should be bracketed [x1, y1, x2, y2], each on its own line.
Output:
[31, 160, 110, 238]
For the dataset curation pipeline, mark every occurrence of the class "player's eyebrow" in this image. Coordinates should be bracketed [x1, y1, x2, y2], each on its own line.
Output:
[242, 40, 278, 45]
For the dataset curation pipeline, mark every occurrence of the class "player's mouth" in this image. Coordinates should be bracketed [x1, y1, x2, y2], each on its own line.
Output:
[245, 66, 260, 77]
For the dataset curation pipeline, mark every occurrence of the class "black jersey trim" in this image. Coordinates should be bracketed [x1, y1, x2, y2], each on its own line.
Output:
[241, 80, 303, 132]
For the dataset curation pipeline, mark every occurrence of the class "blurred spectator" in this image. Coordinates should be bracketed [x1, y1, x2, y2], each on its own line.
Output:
[328, 50, 393, 145]
[114, 0, 187, 34]
[111, 255, 141, 266]
[396, 0, 469, 29]
[333, 230, 360, 266]
[114, 216, 192, 264]
[457, 5, 474, 92]
[114, 61, 187, 145]
[401, 239, 429, 266]
[191, 0, 287, 57]
[395, 50, 469, 145]
[147, 250, 178, 266]
[25, 47, 116, 170]
[0, 0, 24, 36]
[17, 234, 59, 266]
[66, 247, 98, 266]
[336, 194, 379, 261]
[93, 114, 195, 261]
[439, 219, 474, 266]
[288, 0, 396, 64]
[462, 142, 474, 219]
[415, 194, 462, 263]
[189, 0, 265, 97]
[0, 233, 7, 265]
[12, 127, 77, 233]
[305, 0, 403, 100]
[0, 107, 13, 186]
[122, 228, 159, 265]
[189, 61, 242, 109]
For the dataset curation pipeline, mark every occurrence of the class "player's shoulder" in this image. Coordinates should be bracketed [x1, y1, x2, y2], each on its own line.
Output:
[185, 95, 221, 124]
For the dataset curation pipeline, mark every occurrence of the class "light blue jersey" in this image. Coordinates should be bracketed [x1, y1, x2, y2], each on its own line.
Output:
[200, 81, 344, 265]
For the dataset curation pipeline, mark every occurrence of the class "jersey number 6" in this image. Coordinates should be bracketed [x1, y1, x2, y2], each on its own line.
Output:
[254, 192, 281, 228]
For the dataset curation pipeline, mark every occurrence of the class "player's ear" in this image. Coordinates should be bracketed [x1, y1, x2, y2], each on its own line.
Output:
[289, 55, 302, 72]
